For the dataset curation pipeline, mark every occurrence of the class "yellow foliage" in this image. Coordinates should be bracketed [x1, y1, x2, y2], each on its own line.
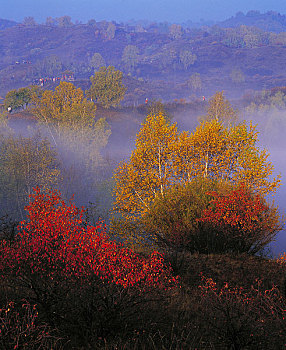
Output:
[113, 113, 178, 217]
[114, 114, 280, 214]
[31, 81, 111, 172]
[175, 119, 280, 196]
[205, 91, 238, 125]
[32, 81, 96, 131]
[113, 112, 281, 250]
[87, 66, 126, 108]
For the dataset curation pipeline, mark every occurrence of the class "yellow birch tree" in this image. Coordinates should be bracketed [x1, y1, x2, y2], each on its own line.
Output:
[113, 113, 179, 217]
[113, 113, 280, 250]
[205, 91, 238, 125]
[174, 119, 280, 196]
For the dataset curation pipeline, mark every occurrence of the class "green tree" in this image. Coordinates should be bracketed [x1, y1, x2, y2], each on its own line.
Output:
[4, 90, 23, 111]
[122, 45, 139, 73]
[87, 19, 97, 26]
[4, 86, 41, 111]
[147, 100, 172, 122]
[222, 28, 245, 48]
[32, 55, 63, 77]
[23, 17, 36, 26]
[269, 32, 286, 45]
[45, 16, 56, 26]
[0, 110, 10, 134]
[243, 33, 259, 48]
[141, 178, 227, 253]
[0, 132, 60, 219]
[169, 24, 182, 39]
[143, 179, 282, 254]
[231, 68, 245, 84]
[57, 16, 73, 27]
[188, 73, 202, 92]
[89, 53, 105, 70]
[106, 22, 116, 39]
[87, 66, 126, 108]
[158, 49, 176, 69]
[179, 50, 197, 70]
[142, 178, 225, 250]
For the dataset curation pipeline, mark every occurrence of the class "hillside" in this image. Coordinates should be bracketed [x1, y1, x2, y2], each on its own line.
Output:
[0, 18, 17, 30]
[0, 15, 286, 102]
[219, 10, 286, 32]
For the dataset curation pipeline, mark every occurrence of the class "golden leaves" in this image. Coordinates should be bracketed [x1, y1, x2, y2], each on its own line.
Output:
[32, 81, 96, 129]
[112, 104, 280, 251]
[114, 115, 280, 221]
[87, 66, 126, 108]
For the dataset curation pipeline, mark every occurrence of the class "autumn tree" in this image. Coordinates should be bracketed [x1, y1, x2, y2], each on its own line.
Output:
[89, 52, 105, 70]
[122, 45, 139, 73]
[179, 50, 197, 70]
[0, 132, 60, 219]
[204, 91, 238, 125]
[106, 22, 116, 39]
[87, 66, 126, 108]
[114, 114, 279, 217]
[169, 24, 182, 39]
[113, 114, 179, 219]
[175, 119, 280, 196]
[32, 81, 110, 173]
[1, 187, 172, 290]
[188, 73, 202, 92]
[32, 81, 96, 135]
[231, 68, 245, 84]
[113, 112, 280, 249]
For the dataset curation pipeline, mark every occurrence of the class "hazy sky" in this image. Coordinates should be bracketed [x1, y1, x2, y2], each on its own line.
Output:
[2, 0, 286, 24]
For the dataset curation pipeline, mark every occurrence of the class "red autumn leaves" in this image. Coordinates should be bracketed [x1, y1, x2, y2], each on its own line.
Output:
[198, 184, 281, 254]
[0, 188, 177, 292]
[0, 184, 281, 292]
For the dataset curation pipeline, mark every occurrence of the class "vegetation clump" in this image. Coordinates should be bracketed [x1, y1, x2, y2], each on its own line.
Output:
[0, 88, 285, 349]
[112, 95, 281, 252]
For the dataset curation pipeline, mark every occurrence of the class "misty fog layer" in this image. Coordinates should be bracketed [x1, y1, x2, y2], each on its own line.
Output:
[2, 94, 285, 257]
[242, 106, 286, 257]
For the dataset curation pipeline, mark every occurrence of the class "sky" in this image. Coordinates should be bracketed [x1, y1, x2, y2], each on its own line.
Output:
[2, 0, 286, 24]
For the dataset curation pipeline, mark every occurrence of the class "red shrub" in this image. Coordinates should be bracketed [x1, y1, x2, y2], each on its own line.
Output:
[0, 301, 62, 349]
[0, 188, 177, 291]
[198, 275, 286, 349]
[277, 252, 286, 265]
[198, 184, 282, 254]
